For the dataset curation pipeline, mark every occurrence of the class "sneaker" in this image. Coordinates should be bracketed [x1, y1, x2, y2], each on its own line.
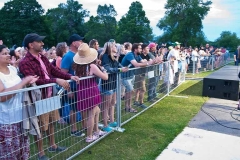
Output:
[86, 135, 99, 143]
[48, 146, 67, 152]
[102, 126, 112, 132]
[133, 101, 140, 106]
[38, 155, 49, 160]
[71, 130, 85, 137]
[109, 122, 117, 127]
[94, 130, 107, 136]
[139, 103, 147, 109]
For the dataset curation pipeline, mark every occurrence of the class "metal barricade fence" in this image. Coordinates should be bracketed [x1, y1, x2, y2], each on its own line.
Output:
[187, 53, 232, 75]
[0, 61, 185, 160]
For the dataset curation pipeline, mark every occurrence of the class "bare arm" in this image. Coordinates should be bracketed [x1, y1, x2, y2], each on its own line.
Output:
[0, 76, 38, 102]
[90, 64, 108, 80]
[130, 59, 154, 68]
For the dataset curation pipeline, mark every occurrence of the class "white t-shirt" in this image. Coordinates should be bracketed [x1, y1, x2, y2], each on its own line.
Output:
[0, 66, 23, 124]
[191, 50, 199, 61]
[167, 48, 180, 61]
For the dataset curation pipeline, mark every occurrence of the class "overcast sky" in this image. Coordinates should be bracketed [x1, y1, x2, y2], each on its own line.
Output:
[0, 0, 239, 41]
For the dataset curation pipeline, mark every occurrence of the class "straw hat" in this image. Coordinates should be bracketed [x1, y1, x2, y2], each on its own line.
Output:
[73, 43, 98, 64]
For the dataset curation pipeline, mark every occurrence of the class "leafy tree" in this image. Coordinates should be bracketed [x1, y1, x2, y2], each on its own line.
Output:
[215, 31, 240, 51]
[45, 0, 89, 46]
[116, 1, 153, 43]
[0, 0, 48, 47]
[157, 0, 212, 47]
[84, 4, 117, 46]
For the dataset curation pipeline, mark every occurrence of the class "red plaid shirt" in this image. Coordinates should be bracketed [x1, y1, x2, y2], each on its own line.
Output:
[19, 52, 72, 85]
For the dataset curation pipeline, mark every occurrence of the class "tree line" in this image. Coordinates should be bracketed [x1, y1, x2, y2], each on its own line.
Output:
[0, 0, 239, 50]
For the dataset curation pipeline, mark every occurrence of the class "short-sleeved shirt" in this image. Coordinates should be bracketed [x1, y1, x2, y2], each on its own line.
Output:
[234, 50, 240, 60]
[0, 66, 22, 124]
[61, 51, 75, 75]
[121, 52, 142, 79]
[140, 53, 154, 74]
[61, 51, 76, 88]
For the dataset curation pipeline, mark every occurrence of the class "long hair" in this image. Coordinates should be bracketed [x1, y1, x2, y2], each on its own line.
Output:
[72, 60, 98, 77]
[99, 42, 115, 61]
[56, 42, 67, 57]
[89, 39, 98, 49]
[116, 44, 124, 55]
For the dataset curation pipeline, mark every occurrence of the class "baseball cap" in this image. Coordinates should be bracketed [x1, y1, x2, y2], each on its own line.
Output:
[23, 33, 46, 48]
[68, 34, 84, 45]
[172, 42, 181, 46]
[109, 39, 116, 43]
[148, 42, 156, 48]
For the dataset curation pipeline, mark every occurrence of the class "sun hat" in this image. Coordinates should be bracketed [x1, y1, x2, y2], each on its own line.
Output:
[73, 43, 98, 65]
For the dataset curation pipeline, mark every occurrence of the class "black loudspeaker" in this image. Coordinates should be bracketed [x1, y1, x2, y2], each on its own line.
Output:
[202, 66, 239, 101]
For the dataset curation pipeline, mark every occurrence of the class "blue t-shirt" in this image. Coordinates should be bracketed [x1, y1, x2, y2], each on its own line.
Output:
[61, 51, 75, 75]
[61, 51, 75, 89]
[121, 52, 142, 79]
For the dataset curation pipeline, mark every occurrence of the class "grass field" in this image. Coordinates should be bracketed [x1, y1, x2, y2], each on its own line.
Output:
[73, 80, 208, 160]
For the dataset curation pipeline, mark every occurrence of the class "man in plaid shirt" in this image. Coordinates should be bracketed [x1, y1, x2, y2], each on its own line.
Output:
[19, 33, 79, 160]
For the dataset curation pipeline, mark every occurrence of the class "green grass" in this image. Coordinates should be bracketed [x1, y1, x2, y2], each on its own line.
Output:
[185, 71, 214, 78]
[73, 80, 208, 160]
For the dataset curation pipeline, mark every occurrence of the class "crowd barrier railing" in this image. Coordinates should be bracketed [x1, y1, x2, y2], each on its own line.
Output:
[0, 60, 186, 160]
[186, 53, 232, 75]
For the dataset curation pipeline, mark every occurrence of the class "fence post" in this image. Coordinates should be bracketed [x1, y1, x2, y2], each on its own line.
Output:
[115, 72, 125, 132]
[183, 62, 186, 82]
[193, 56, 195, 75]
[211, 55, 214, 71]
[167, 61, 170, 96]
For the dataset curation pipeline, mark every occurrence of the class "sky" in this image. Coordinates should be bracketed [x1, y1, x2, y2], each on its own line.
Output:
[0, 0, 239, 41]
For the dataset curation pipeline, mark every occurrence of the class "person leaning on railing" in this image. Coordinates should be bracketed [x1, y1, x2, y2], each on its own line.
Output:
[121, 43, 156, 113]
[0, 45, 39, 159]
[19, 33, 80, 160]
[72, 43, 108, 143]
[99, 42, 128, 132]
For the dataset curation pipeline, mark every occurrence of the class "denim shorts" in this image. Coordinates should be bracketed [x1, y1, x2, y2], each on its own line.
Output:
[122, 77, 134, 92]
[101, 89, 116, 95]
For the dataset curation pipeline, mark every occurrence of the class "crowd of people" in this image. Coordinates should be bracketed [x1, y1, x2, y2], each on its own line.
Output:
[0, 34, 231, 160]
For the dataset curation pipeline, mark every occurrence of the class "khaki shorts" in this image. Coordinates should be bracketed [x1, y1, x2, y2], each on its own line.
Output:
[134, 75, 146, 92]
[39, 110, 60, 131]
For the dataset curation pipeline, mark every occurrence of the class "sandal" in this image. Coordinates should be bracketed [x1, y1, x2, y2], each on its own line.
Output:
[94, 130, 107, 136]
[125, 107, 137, 113]
[86, 135, 99, 143]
